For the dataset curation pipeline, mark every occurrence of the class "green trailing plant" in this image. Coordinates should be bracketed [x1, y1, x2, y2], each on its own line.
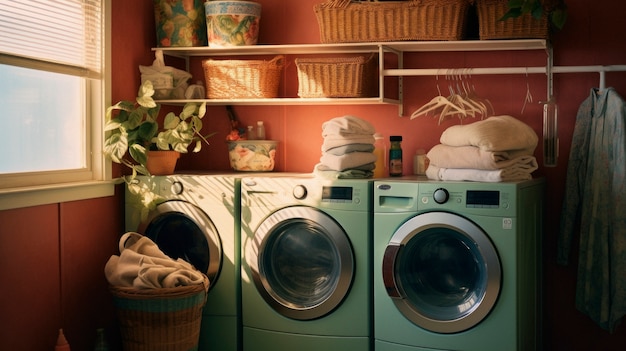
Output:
[104, 80, 215, 177]
[104, 80, 216, 212]
[501, 0, 568, 30]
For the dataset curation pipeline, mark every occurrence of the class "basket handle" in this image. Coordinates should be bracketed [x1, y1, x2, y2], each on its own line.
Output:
[269, 55, 285, 67]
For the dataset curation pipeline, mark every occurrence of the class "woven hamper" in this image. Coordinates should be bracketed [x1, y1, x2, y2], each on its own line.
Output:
[110, 277, 208, 351]
[202, 55, 284, 99]
[314, 0, 471, 43]
[296, 54, 377, 98]
[476, 0, 549, 39]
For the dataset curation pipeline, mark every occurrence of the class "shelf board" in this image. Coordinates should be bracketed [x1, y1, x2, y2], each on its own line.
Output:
[154, 40, 548, 57]
[155, 97, 401, 106]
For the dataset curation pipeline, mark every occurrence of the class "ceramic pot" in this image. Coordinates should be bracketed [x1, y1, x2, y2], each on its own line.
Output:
[146, 150, 180, 175]
[153, 0, 208, 47]
[205, 1, 261, 47]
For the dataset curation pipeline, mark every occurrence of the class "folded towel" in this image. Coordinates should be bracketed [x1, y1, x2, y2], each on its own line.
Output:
[321, 135, 376, 152]
[104, 232, 206, 289]
[324, 143, 375, 156]
[317, 161, 375, 172]
[322, 115, 375, 137]
[425, 157, 538, 182]
[319, 152, 378, 171]
[440, 115, 538, 155]
[427, 144, 535, 170]
[314, 163, 373, 179]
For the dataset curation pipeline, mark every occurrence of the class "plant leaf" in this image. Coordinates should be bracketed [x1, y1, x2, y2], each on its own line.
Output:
[128, 143, 147, 165]
[163, 112, 180, 129]
[551, 8, 567, 29]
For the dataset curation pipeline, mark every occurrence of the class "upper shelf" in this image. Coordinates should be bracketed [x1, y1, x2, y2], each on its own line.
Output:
[153, 39, 548, 57]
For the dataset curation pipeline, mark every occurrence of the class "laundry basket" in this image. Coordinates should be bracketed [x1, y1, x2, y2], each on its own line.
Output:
[110, 277, 209, 351]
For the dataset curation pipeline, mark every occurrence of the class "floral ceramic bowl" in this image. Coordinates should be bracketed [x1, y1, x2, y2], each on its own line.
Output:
[227, 140, 277, 171]
[205, 1, 261, 47]
[153, 0, 208, 47]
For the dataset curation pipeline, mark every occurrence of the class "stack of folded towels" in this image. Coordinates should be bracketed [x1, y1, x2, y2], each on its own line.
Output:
[314, 115, 377, 179]
[425, 115, 539, 182]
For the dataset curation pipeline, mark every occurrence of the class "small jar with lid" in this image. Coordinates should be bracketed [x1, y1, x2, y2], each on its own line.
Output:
[389, 135, 403, 176]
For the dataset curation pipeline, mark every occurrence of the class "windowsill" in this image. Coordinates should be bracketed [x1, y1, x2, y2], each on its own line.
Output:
[0, 180, 118, 211]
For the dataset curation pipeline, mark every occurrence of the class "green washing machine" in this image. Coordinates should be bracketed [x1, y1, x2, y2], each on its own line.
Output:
[373, 178, 544, 351]
[240, 175, 372, 351]
[125, 174, 241, 351]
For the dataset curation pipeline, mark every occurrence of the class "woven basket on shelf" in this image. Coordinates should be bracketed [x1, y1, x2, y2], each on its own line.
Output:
[202, 55, 284, 99]
[296, 54, 377, 98]
[476, 0, 549, 39]
[314, 0, 472, 43]
[110, 277, 209, 351]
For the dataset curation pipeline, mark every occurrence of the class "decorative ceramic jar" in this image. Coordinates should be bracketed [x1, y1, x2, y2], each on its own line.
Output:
[205, 1, 261, 47]
[153, 0, 208, 47]
[227, 140, 277, 171]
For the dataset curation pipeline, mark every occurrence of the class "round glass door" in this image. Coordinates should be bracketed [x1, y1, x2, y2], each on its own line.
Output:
[383, 211, 501, 333]
[139, 200, 222, 288]
[251, 206, 354, 320]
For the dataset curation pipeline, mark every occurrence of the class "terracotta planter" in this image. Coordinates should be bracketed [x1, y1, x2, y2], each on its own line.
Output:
[146, 150, 180, 175]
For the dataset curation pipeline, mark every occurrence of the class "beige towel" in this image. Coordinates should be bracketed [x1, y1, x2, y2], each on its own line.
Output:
[322, 115, 375, 137]
[440, 115, 538, 155]
[427, 144, 535, 170]
[104, 232, 206, 289]
[425, 157, 538, 182]
[321, 135, 375, 152]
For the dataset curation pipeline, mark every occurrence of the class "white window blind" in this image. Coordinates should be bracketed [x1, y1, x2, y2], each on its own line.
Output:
[0, 0, 106, 194]
[0, 0, 102, 78]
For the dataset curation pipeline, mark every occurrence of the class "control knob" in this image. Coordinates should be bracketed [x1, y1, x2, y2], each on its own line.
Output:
[293, 184, 308, 200]
[433, 188, 449, 204]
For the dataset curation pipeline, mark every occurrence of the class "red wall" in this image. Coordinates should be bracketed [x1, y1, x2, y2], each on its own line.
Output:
[0, 0, 625, 350]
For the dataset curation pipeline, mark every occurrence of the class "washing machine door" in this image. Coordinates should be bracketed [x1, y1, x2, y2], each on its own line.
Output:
[382, 211, 501, 334]
[250, 206, 354, 321]
[138, 200, 222, 288]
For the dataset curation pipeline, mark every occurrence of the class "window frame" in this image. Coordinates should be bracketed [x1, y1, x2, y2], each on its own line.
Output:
[0, 1, 115, 211]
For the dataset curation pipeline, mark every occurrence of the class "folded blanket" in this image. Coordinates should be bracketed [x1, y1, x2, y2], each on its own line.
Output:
[425, 157, 538, 182]
[104, 232, 206, 289]
[322, 135, 376, 152]
[322, 115, 375, 137]
[324, 143, 375, 156]
[314, 163, 373, 179]
[440, 115, 538, 155]
[319, 152, 377, 171]
[427, 144, 535, 170]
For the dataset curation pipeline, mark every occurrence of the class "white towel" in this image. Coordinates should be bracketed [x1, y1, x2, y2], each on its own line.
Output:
[322, 115, 375, 137]
[427, 144, 535, 170]
[104, 232, 206, 289]
[425, 157, 538, 182]
[440, 115, 538, 155]
[319, 152, 377, 171]
[321, 135, 375, 152]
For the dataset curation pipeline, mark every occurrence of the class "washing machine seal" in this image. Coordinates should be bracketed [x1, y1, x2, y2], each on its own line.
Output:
[249, 206, 355, 321]
[138, 200, 223, 288]
[382, 211, 501, 334]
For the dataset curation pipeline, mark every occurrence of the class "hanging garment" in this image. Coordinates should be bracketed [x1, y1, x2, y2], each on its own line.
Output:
[558, 87, 626, 332]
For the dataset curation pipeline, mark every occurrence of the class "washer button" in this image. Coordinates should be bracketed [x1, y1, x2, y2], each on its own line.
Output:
[433, 188, 449, 204]
[293, 185, 307, 200]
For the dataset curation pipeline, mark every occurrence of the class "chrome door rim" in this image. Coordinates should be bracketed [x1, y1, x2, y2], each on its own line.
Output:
[382, 211, 501, 333]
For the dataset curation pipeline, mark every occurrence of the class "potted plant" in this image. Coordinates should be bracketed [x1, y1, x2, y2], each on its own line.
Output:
[104, 80, 215, 210]
[501, 0, 567, 30]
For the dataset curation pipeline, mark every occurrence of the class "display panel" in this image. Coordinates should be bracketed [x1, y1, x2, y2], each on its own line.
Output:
[322, 186, 353, 201]
[466, 190, 499, 207]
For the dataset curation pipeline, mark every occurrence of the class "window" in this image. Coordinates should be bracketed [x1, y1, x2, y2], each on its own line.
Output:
[0, 0, 113, 210]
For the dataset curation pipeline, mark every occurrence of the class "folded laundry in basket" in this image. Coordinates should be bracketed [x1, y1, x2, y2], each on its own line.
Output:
[427, 144, 535, 170]
[104, 232, 206, 289]
[322, 115, 376, 137]
[440, 115, 538, 155]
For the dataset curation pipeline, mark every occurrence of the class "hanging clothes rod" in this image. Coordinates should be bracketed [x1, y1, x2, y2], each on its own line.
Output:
[384, 65, 626, 91]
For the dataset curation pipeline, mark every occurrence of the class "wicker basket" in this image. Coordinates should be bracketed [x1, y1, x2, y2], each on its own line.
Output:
[476, 0, 549, 39]
[110, 277, 209, 351]
[202, 55, 284, 99]
[314, 0, 471, 43]
[296, 54, 377, 98]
